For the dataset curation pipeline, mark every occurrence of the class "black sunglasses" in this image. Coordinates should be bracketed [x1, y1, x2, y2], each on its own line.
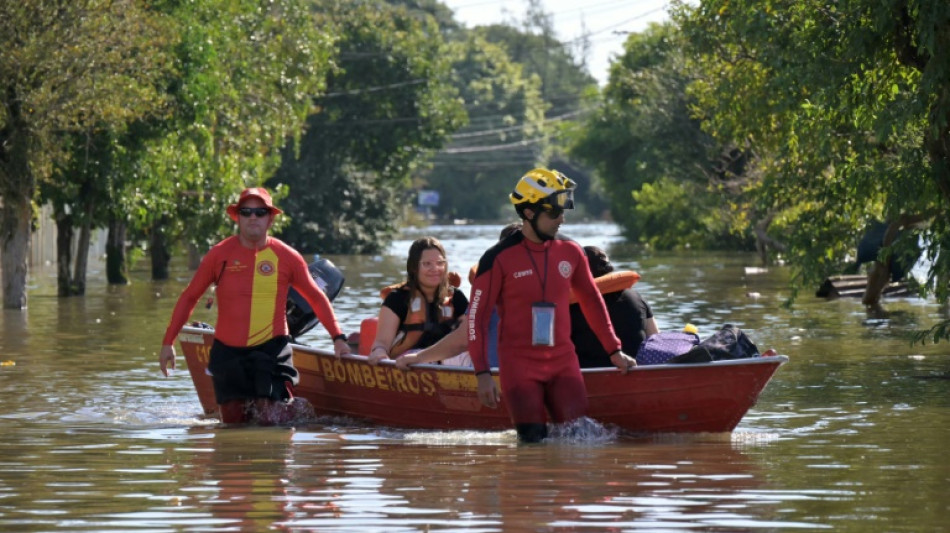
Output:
[537, 190, 573, 218]
[539, 203, 565, 218]
[238, 207, 272, 218]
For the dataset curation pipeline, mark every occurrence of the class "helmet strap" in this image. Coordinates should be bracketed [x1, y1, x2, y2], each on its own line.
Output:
[526, 208, 555, 242]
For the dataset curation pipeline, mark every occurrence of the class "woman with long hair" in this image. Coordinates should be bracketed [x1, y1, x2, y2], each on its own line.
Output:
[367, 236, 468, 365]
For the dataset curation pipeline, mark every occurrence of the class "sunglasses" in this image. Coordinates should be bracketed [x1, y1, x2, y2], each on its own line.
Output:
[539, 204, 565, 218]
[238, 207, 272, 218]
[538, 189, 574, 218]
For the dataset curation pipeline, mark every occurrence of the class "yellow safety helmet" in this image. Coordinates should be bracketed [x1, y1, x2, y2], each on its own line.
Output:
[509, 168, 576, 209]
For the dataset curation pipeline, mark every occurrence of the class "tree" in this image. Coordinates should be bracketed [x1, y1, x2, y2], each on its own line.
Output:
[419, 33, 548, 221]
[40, 130, 123, 295]
[476, 0, 608, 218]
[477, 0, 596, 120]
[388, 0, 463, 33]
[422, 0, 604, 221]
[568, 22, 754, 249]
[121, 0, 334, 279]
[0, 1, 172, 308]
[673, 0, 950, 317]
[270, 1, 466, 253]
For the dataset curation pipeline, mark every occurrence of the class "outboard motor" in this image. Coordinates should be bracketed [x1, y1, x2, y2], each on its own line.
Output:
[286, 256, 345, 340]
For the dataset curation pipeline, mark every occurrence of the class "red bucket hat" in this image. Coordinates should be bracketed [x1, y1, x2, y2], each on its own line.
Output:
[226, 187, 284, 222]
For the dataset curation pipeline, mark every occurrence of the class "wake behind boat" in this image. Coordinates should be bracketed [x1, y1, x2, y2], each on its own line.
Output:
[176, 325, 787, 434]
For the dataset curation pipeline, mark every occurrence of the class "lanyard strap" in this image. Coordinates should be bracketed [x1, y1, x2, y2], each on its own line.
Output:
[523, 243, 549, 301]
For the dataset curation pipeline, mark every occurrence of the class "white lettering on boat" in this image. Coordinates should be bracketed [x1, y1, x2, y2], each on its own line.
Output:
[179, 333, 206, 345]
[468, 289, 481, 341]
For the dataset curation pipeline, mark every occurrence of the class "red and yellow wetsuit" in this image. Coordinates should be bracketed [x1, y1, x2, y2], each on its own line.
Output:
[467, 232, 621, 427]
[162, 236, 343, 348]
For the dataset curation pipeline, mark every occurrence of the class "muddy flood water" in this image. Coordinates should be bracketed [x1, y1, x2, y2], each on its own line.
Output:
[0, 222, 948, 531]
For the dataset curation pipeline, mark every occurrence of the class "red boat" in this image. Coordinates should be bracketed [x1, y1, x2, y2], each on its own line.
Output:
[176, 325, 787, 433]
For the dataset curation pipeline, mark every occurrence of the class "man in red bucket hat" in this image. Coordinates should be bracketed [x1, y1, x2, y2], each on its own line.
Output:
[225, 187, 284, 221]
[159, 186, 350, 424]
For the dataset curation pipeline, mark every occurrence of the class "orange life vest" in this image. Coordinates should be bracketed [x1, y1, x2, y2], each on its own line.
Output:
[569, 270, 640, 304]
[379, 272, 462, 357]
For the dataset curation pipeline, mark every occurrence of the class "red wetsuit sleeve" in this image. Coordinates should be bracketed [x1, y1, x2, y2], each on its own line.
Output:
[573, 257, 622, 355]
[161, 249, 219, 346]
[467, 256, 502, 374]
[288, 250, 344, 339]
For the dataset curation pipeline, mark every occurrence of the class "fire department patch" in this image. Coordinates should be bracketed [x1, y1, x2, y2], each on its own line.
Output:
[258, 260, 276, 276]
[558, 260, 572, 278]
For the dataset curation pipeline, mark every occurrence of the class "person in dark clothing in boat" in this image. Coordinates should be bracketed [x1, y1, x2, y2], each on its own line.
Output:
[570, 245, 659, 368]
[158, 187, 350, 424]
[467, 168, 637, 443]
[367, 236, 469, 366]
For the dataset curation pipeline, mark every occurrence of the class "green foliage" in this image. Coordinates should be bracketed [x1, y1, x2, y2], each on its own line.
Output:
[421, 0, 601, 221]
[568, 22, 751, 249]
[10, 0, 339, 289]
[270, 1, 465, 253]
[0, 0, 174, 305]
[631, 178, 700, 249]
[0, 0, 172, 192]
[632, 177, 750, 250]
[476, 12, 596, 119]
[387, 0, 463, 33]
[911, 312, 950, 346]
[126, 0, 334, 256]
[673, 0, 950, 339]
[419, 33, 548, 220]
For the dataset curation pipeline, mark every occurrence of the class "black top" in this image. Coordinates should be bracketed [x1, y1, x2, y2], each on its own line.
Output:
[570, 288, 653, 368]
[382, 287, 468, 350]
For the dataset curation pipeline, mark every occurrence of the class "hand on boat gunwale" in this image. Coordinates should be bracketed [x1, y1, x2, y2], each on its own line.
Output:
[159, 345, 176, 376]
[610, 351, 637, 374]
[394, 353, 417, 370]
[333, 338, 351, 358]
[476, 373, 501, 408]
[366, 346, 389, 366]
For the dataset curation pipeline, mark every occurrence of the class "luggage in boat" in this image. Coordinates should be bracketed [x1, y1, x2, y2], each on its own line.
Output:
[669, 324, 760, 363]
[635, 331, 700, 365]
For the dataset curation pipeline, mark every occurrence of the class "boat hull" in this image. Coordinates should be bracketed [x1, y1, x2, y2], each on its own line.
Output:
[177, 326, 786, 433]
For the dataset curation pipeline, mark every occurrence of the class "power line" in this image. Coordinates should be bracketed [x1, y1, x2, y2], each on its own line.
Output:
[439, 137, 545, 153]
[450, 108, 590, 139]
[320, 79, 427, 97]
[577, 6, 668, 40]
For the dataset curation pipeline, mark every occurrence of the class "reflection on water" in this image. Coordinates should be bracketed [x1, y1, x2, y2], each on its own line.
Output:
[0, 222, 948, 531]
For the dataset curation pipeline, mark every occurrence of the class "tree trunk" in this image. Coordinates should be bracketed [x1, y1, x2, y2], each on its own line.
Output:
[861, 221, 900, 307]
[0, 195, 32, 309]
[150, 220, 170, 280]
[106, 218, 129, 285]
[187, 242, 202, 271]
[862, 261, 890, 308]
[72, 208, 92, 296]
[753, 214, 785, 266]
[55, 213, 76, 297]
[0, 96, 34, 309]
